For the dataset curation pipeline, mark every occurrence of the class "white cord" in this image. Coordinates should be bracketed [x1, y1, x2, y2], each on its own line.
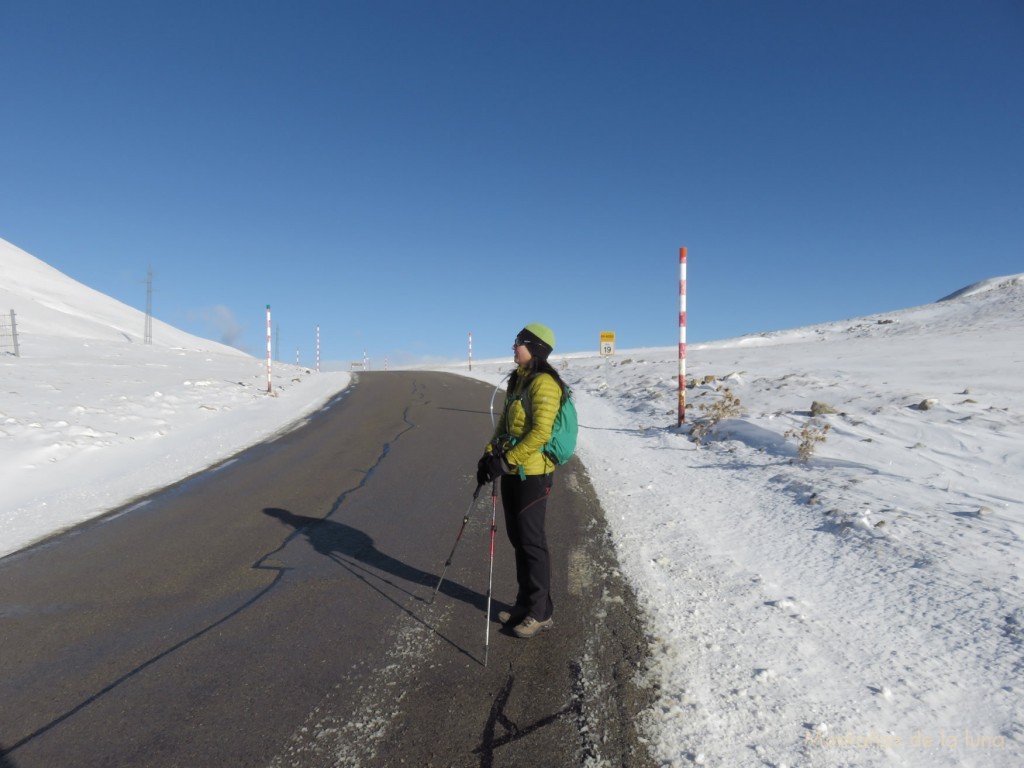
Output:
[489, 382, 503, 430]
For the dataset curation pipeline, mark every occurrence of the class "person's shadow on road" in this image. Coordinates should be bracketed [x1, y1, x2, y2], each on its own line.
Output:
[262, 507, 487, 611]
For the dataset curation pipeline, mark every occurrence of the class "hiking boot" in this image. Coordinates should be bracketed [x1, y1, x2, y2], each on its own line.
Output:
[512, 616, 554, 639]
[497, 606, 529, 626]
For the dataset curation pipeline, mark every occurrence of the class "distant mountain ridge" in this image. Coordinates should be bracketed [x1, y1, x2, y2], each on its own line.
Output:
[938, 274, 1024, 302]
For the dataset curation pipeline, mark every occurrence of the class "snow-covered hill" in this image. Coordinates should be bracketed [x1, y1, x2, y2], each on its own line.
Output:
[0, 238, 242, 352]
[0, 237, 350, 556]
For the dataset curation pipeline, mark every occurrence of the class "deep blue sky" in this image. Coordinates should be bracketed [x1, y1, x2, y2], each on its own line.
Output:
[2, 1, 1021, 367]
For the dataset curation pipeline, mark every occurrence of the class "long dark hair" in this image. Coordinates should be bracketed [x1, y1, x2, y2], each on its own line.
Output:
[507, 357, 569, 403]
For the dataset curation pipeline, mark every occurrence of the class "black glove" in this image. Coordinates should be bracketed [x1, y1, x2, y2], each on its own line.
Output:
[476, 450, 506, 485]
[476, 454, 491, 486]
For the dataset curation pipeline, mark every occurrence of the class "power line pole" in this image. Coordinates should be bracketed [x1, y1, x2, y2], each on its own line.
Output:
[144, 266, 153, 345]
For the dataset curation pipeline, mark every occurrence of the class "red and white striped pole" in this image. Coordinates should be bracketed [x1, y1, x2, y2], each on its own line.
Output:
[678, 247, 687, 426]
[316, 325, 320, 373]
[266, 304, 273, 393]
[468, 332, 473, 371]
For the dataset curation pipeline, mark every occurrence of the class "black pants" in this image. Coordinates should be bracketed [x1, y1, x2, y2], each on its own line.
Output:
[500, 472, 554, 621]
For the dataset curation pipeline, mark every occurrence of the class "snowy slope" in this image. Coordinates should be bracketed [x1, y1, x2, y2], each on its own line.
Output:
[0, 238, 242, 351]
[440, 275, 1024, 767]
[0, 237, 350, 556]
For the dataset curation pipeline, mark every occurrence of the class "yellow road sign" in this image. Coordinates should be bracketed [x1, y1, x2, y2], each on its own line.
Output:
[600, 331, 615, 356]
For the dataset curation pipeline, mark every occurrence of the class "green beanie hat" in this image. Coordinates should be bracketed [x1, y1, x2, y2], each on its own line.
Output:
[518, 323, 556, 356]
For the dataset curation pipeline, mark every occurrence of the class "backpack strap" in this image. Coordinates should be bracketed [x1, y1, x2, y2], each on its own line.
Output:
[507, 383, 531, 479]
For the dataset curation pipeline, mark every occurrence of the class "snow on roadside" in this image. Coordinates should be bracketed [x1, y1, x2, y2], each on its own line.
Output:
[0, 335, 350, 558]
[1, 239, 352, 557]
[440, 277, 1023, 766]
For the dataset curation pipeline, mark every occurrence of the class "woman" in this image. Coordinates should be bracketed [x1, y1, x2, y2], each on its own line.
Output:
[477, 323, 568, 639]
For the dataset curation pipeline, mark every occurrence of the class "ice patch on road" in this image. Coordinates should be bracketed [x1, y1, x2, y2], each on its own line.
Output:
[268, 610, 443, 767]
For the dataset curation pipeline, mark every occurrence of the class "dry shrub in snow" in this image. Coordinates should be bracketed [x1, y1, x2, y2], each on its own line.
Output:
[786, 419, 832, 462]
[689, 386, 742, 445]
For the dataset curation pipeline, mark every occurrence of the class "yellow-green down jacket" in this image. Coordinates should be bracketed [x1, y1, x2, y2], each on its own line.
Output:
[488, 368, 562, 477]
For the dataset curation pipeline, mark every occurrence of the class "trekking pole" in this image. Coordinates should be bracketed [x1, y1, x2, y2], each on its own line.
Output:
[430, 483, 484, 604]
[484, 476, 498, 666]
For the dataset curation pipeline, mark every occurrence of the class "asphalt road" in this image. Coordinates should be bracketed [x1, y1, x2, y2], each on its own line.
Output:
[0, 371, 654, 768]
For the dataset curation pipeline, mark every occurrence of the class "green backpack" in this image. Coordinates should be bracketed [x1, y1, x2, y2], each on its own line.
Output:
[514, 384, 578, 465]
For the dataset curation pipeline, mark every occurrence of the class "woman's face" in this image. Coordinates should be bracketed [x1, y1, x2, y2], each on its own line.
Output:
[513, 337, 532, 366]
